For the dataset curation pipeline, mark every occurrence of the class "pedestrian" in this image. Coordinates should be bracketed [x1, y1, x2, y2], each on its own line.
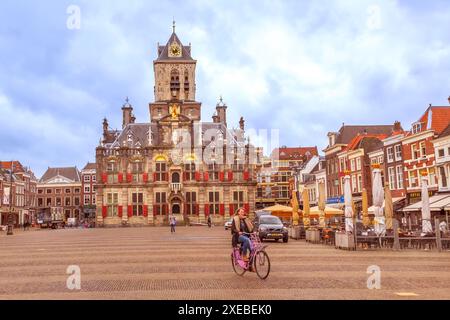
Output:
[207, 215, 212, 228]
[170, 214, 176, 233]
[439, 220, 448, 237]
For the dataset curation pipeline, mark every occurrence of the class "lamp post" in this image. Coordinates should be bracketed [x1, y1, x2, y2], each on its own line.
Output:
[7, 162, 14, 235]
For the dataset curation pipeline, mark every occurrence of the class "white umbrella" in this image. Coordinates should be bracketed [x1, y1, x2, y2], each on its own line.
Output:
[421, 175, 433, 234]
[372, 168, 385, 236]
[343, 175, 354, 233]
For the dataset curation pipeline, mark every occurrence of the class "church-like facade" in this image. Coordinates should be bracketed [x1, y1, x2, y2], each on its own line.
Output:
[96, 27, 257, 226]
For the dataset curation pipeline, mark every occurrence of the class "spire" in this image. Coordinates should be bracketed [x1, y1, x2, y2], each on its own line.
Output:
[173, 18, 176, 33]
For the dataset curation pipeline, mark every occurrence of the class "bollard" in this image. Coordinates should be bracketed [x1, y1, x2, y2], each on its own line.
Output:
[435, 217, 442, 252]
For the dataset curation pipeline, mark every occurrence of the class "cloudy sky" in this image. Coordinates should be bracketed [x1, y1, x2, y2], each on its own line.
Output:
[1, 0, 450, 178]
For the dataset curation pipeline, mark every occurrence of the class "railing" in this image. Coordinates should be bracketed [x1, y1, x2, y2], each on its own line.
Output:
[171, 183, 182, 193]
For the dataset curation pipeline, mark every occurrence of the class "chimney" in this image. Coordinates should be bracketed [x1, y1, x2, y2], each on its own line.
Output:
[448, 96, 450, 105]
[393, 121, 402, 132]
[122, 97, 133, 129]
[239, 117, 245, 131]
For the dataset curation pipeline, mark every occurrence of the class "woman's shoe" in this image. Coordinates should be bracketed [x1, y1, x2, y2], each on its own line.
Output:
[243, 254, 250, 262]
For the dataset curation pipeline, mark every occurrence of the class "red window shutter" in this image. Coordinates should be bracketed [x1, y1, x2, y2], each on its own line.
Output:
[195, 171, 201, 182]
[164, 204, 169, 215]
[229, 204, 234, 216]
[243, 171, 249, 181]
[153, 204, 158, 215]
[118, 173, 123, 183]
[204, 172, 209, 182]
[126, 173, 132, 183]
[219, 204, 225, 216]
[195, 204, 199, 215]
[127, 205, 133, 217]
[102, 206, 107, 218]
[143, 173, 148, 183]
[143, 205, 148, 217]
[118, 206, 123, 218]
[228, 171, 233, 182]
[219, 171, 225, 182]
[102, 173, 107, 183]
[244, 203, 250, 213]
[204, 204, 210, 216]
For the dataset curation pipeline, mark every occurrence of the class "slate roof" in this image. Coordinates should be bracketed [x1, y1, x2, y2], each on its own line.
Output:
[333, 125, 396, 145]
[270, 147, 319, 160]
[156, 32, 194, 61]
[40, 167, 81, 183]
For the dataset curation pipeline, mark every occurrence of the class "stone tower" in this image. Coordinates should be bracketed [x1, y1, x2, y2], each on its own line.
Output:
[153, 23, 197, 102]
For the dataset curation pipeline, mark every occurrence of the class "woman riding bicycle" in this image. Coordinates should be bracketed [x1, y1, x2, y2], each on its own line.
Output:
[231, 207, 254, 262]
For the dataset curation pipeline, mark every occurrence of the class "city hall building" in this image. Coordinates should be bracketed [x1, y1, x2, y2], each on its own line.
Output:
[96, 26, 257, 227]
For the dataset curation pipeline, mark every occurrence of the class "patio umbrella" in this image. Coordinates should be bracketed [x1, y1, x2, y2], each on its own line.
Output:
[291, 189, 300, 226]
[372, 167, 385, 236]
[343, 175, 354, 233]
[318, 182, 326, 228]
[302, 189, 311, 229]
[384, 183, 394, 230]
[421, 175, 433, 234]
[362, 188, 370, 228]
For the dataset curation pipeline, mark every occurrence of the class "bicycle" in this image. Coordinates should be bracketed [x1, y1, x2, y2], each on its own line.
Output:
[231, 232, 271, 280]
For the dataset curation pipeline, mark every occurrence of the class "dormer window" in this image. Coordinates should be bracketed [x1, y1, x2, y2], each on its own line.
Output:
[412, 122, 422, 134]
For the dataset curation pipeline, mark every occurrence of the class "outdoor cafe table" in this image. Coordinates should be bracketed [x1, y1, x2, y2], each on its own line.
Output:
[356, 235, 394, 248]
[399, 236, 437, 250]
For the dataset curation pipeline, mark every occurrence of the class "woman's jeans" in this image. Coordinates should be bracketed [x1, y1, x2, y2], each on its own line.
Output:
[238, 235, 251, 256]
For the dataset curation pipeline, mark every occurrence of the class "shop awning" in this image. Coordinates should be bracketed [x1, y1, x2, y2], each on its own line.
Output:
[309, 206, 343, 217]
[368, 197, 405, 214]
[261, 204, 294, 212]
[402, 194, 450, 212]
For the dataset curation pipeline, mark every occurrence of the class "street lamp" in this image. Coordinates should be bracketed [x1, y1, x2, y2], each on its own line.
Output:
[7, 162, 14, 235]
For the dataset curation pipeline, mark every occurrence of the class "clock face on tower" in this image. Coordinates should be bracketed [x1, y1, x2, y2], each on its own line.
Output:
[169, 42, 182, 57]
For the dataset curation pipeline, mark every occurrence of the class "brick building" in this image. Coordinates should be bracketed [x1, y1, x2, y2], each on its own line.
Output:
[337, 134, 387, 210]
[37, 167, 82, 221]
[96, 27, 257, 227]
[81, 162, 97, 221]
[255, 147, 318, 209]
[0, 161, 37, 227]
[401, 104, 450, 205]
[324, 124, 396, 206]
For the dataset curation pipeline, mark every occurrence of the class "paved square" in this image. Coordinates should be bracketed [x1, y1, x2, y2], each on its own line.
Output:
[1, 227, 449, 300]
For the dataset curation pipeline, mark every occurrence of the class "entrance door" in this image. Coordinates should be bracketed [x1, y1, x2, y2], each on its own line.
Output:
[172, 172, 180, 183]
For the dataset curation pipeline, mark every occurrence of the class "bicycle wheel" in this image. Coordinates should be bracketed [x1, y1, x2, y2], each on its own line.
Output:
[231, 252, 246, 276]
[254, 250, 270, 280]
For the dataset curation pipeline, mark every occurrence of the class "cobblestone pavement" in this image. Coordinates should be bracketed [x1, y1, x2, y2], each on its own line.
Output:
[1, 227, 449, 300]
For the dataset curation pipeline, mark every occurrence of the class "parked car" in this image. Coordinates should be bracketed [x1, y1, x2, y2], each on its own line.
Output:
[224, 218, 233, 230]
[253, 210, 272, 229]
[257, 215, 288, 243]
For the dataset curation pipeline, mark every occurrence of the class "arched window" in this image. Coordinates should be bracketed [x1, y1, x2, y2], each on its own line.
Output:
[170, 69, 180, 97]
[184, 69, 189, 93]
